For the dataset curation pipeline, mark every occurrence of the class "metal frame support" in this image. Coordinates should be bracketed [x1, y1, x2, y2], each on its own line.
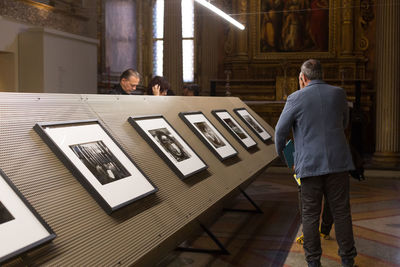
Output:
[223, 188, 263, 214]
[176, 223, 230, 255]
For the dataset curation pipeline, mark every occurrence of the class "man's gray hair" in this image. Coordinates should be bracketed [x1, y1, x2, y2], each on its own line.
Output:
[119, 69, 140, 81]
[300, 59, 323, 80]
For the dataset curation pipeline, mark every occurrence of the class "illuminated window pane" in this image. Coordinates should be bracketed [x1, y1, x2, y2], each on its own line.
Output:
[153, 40, 164, 76]
[182, 40, 194, 82]
[153, 0, 164, 76]
[181, 0, 194, 38]
[153, 0, 164, 39]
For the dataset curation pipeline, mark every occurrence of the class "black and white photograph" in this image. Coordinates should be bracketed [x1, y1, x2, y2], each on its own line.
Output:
[70, 141, 131, 185]
[179, 112, 238, 161]
[234, 108, 272, 142]
[128, 115, 208, 179]
[194, 122, 225, 148]
[0, 201, 14, 225]
[149, 128, 191, 162]
[0, 168, 56, 264]
[34, 120, 158, 214]
[244, 115, 263, 133]
[212, 110, 257, 150]
[223, 118, 247, 139]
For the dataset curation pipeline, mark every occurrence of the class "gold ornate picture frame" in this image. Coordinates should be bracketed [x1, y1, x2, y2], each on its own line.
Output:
[250, 0, 337, 60]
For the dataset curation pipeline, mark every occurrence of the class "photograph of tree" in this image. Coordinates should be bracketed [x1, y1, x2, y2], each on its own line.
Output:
[70, 140, 131, 185]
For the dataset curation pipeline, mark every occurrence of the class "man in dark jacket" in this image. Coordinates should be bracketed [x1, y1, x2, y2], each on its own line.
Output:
[109, 69, 142, 95]
[275, 59, 357, 267]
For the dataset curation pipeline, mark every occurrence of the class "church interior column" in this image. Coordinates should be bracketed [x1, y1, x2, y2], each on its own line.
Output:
[164, 0, 183, 95]
[373, 0, 400, 167]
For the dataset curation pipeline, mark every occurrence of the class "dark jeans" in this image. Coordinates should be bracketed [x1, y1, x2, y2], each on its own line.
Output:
[298, 186, 333, 235]
[301, 172, 357, 263]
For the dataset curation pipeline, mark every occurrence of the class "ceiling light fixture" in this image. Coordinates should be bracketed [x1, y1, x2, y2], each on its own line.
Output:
[194, 0, 245, 30]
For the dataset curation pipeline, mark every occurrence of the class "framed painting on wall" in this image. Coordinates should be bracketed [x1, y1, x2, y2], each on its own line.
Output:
[128, 115, 208, 180]
[211, 110, 257, 150]
[34, 119, 158, 215]
[233, 108, 272, 142]
[179, 111, 238, 161]
[252, 0, 336, 59]
[0, 168, 56, 264]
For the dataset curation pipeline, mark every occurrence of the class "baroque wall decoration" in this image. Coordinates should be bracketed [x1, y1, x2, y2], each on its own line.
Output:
[0, 0, 95, 38]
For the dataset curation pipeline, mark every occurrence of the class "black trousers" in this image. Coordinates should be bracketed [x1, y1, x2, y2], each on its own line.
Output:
[301, 172, 357, 262]
[298, 186, 333, 235]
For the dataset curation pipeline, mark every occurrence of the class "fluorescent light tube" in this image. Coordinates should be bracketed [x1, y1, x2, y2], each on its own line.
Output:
[195, 0, 245, 30]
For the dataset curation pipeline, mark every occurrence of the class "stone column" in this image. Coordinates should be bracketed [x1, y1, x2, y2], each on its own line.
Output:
[341, 0, 354, 55]
[373, 0, 400, 167]
[164, 0, 183, 95]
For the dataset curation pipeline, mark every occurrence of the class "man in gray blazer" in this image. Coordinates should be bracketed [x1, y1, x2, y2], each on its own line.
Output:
[275, 59, 357, 267]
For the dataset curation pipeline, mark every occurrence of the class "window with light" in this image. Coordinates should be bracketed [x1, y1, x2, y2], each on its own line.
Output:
[152, 0, 194, 82]
[152, 0, 164, 77]
[182, 0, 194, 82]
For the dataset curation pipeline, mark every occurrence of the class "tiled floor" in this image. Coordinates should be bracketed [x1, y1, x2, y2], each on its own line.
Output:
[159, 168, 400, 267]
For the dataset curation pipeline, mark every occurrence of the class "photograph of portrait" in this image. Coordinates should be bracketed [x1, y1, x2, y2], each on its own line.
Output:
[70, 141, 131, 185]
[194, 122, 225, 149]
[0, 201, 14, 225]
[234, 108, 272, 142]
[259, 0, 329, 53]
[0, 168, 56, 264]
[149, 128, 191, 162]
[244, 115, 264, 133]
[223, 118, 247, 139]
[211, 110, 257, 150]
[34, 120, 158, 214]
[129, 115, 208, 179]
[179, 112, 238, 161]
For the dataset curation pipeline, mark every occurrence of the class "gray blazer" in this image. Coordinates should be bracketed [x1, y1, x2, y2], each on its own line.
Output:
[275, 80, 354, 178]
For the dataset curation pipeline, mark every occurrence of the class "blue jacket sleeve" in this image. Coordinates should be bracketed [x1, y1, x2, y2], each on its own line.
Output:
[275, 94, 297, 160]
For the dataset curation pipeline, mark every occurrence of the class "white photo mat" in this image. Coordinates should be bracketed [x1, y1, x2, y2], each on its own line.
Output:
[130, 116, 207, 178]
[0, 170, 55, 263]
[234, 108, 271, 141]
[36, 121, 157, 213]
[212, 110, 257, 149]
[180, 112, 237, 160]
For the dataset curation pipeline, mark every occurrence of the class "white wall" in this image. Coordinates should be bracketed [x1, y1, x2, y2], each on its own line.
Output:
[42, 29, 98, 93]
[0, 16, 31, 91]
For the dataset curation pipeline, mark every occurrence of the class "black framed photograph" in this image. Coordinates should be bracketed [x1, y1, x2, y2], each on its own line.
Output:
[34, 119, 158, 214]
[128, 115, 208, 179]
[211, 110, 257, 150]
[233, 108, 272, 142]
[179, 111, 238, 161]
[0, 168, 56, 264]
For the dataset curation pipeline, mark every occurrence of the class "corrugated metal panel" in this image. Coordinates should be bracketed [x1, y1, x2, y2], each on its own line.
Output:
[0, 93, 277, 266]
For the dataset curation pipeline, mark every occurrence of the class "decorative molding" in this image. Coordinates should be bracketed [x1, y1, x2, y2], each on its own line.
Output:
[358, 0, 374, 51]
[0, 0, 93, 38]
